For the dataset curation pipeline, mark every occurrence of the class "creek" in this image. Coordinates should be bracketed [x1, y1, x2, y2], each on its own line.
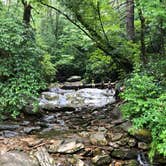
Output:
[0, 82, 165, 166]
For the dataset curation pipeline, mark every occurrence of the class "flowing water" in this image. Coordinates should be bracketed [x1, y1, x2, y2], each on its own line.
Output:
[137, 153, 150, 166]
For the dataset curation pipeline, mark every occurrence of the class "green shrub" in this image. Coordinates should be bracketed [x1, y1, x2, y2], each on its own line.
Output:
[146, 55, 166, 86]
[84, 49, 117, 82]
[41, 54, 56, 82]
[0, 16, 46, 118]
[120, 73, 166, 159]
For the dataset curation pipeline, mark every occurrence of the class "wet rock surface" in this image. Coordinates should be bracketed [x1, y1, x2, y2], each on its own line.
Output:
[39, 88, 116, 110]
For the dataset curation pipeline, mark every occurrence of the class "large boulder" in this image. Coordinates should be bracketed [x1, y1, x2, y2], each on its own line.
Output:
[0, 151, 39, 166]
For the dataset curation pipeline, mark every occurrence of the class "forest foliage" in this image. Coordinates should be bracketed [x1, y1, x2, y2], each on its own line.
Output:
[0, 0, 166, 159]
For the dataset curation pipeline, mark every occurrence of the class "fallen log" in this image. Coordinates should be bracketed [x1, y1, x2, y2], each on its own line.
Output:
[60, 81, 117, 90]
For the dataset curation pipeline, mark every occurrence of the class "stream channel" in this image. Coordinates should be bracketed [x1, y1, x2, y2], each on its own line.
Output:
[0, 82, 165, 166]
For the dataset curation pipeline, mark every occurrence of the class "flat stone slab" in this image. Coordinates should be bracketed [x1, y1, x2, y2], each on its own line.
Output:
[0, 151, 38, 166]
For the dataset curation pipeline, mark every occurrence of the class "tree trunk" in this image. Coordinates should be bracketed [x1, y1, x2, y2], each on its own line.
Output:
[22, 0, 32, 25]
[159, 0, 165, 55]
[135, 0, 147, 65]
[138, 7, 146, 64]
[126, 0, 135, 41]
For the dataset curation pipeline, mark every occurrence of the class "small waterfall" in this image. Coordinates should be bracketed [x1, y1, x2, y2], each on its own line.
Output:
[137, 153, 150, 166]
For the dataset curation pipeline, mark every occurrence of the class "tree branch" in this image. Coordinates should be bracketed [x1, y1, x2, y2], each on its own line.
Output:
[39, 1, 115, 56]
[96, 1, 110, 45]
[39, 1, 95, 42]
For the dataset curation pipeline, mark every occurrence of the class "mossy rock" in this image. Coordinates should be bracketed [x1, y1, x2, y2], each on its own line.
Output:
[131, 129, 152, 143]
[127, 160, 139, 166]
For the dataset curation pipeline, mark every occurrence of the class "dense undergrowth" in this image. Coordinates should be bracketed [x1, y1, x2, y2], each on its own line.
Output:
[120, 71, 166, 159]
[0, 14, 46, 118]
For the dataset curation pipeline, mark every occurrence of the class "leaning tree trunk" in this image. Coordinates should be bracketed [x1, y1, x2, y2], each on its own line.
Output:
[126, 0, 135, 41]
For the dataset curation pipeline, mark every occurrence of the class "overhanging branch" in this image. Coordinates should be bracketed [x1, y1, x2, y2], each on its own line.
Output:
[39, 1, 94, 42]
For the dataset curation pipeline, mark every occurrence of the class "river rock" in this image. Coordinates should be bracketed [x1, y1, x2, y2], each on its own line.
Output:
[21, 121, 31, 126]
[110, 107, 122, 120]
[128, 138, 137, 147]
[116, 137, 129, 146]
[2, 130, 19, 138]
[111, 133, 123, 142]
[48, 140, 64, 153]
[110, 161, 125, 166]
[76, 159, 86, 166]
[92, 154, 111, 165]
[24, 104, 42, 116]
[0, 124, 20, 131]
[78, 131, 90, 137]
[111, 149, 137, 159]
[138, 142, 149, 150]
[34, 147, 55, 166]
[119, 121, 132, 132]
[125, 160, 139, 166]
[57, 141, 84, 153]
[109, 142, 119, 148]
[49, 140, 84, 154]
[68, 155, 86, 166]
[42, 92, 59, 100]
[67, 76, 81, 82]
[98, 127, 107, 133]
[42, 114, 55, 123]
[24, 126, 41, 134]
[132, 129, 151, 143]
[90, 132, 108, 146]
[0, 151, 39, 166]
